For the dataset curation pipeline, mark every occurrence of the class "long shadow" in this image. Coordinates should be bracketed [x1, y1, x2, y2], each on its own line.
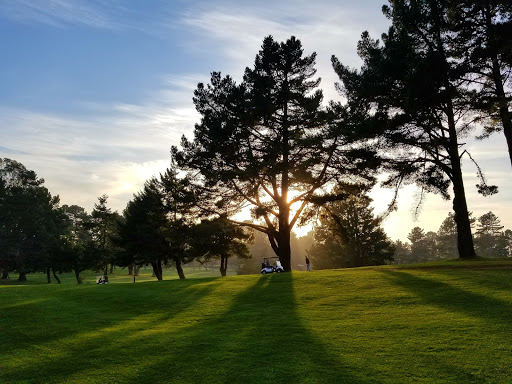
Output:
[0, 278, 219, 383]
[378, 269, 512, 383]
[125, 273, 383, 384]
[422, 268, 512, 294]
[379, 269, 512, 328]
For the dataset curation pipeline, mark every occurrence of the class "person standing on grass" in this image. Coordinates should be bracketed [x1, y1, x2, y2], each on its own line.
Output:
[305, 256, 310, 271]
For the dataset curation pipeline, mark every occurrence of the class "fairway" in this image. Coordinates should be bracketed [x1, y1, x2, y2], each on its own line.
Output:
[1, 260, 511, 383]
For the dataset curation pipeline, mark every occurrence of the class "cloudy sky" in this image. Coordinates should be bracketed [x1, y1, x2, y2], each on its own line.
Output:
[1, 0, 510, 241]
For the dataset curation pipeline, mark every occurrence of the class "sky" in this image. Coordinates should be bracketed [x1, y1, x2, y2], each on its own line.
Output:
[1, 0, 510, 242]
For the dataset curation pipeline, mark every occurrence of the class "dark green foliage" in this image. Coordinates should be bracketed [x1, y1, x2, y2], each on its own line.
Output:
[174, 36, 376, 271]
[117, 179, 171, 280]
[87, 194, 119, 275]
[447, 0, 512, 166]
[118, 167, 198, 280]
[189, 218, 251, 276]
[331, 0, 497, 259]
[308, 194, 394, 269]
[475, 211, 509, 258]
[0, 158, 66, 281]
[60, 204, 96, 284]
[392, 239, 412, 264]
[407, 227, 438, 262]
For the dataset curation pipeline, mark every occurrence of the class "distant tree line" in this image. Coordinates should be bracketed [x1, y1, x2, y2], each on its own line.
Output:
[393, 211, 512, 264]
[0, 158, 251, 282]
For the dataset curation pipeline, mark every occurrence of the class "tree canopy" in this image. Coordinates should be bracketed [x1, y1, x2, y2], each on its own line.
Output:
[332, 0, 500, 259]
[173, 35, 376, 271]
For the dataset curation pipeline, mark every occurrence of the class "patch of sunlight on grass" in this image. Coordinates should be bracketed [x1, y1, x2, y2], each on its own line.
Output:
[3, 297, 51, 308]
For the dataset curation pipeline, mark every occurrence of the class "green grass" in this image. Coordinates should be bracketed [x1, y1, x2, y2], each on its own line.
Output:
[0, 265, 234, 286]
[1, 259, 511, 383]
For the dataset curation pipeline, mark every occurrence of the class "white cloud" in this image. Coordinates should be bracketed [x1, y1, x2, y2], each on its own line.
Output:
[0, 0, 118, 29]
[0, 75, 201, 213]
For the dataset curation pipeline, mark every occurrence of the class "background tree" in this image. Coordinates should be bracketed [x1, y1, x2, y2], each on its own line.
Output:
[0, 158, 63, 281]
[392, 239, 412, 264]
[308, 194, 394, 269]
[117, 179, 171, 281]
[174, 35, 376, 272]
[60, 204, 95, 284]
[88, 195, 120, 276]
[436, 211, 476, 260]
[190, 218, 251, 276]
[407, 227, 437, 263]
[436, 212, 459, 260]
[448, 0, 512, 166]
[159, 166, 199, 279]
[332, 0, 497, 260]
[475, 211, 508, 257]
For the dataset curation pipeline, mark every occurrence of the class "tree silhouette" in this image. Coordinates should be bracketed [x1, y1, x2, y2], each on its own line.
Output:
[174, 36, 375, 271]
[448, 0, 512, 167]
[332, 0, 497, 259]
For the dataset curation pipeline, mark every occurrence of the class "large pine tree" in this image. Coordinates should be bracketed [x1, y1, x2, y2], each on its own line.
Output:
[174, 36, 374, 271]
[332, 0, 497, 259]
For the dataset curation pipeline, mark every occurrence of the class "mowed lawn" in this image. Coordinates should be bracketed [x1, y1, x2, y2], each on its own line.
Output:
[1, 260, 511, 384]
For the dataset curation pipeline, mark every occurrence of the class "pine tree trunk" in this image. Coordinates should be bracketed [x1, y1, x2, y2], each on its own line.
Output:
[18, 271, 27, 282]
[175, 260, 186, 279]
[220, 256, 227, 277]
[47, 267, 51, 283]
[74, 269, 83, 284]
[151, 261, 163, 280]
[277, 229, 292, 271]
[52, 268, 61, 284]
[16, 250, 26, 281]
[447, 108, 477, 259]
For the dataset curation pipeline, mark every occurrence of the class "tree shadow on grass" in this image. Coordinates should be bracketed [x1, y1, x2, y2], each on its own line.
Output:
[378, 269, 512, 383]
[125, 273, 383, 384]
[378, 269, 512, 327]
[0, 278, 220, 383]
[421, 268, 512, 294]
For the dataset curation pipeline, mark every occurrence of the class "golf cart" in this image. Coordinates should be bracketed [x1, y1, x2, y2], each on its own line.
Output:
[96, 275, 109, 284]
[261, 257, 284, 274]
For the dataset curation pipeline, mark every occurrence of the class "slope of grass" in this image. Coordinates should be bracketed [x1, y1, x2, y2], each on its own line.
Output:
[0, 265, 234, 286]
[1, 259, 511, 383]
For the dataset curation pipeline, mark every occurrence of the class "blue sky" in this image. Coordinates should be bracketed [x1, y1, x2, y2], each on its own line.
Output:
[1, 0, 510, 241]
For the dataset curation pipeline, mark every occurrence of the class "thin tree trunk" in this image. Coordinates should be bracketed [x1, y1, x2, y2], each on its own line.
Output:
[220, 256, 227, 277]
[52, 268, 61, 284]
[134, 265, 140, 276]
[47, 267, 51, 283]
[110, 264, 114, 274]
[104, 264, 108, 276]
[18, 271, 27, 282]
[175, 259, 186, 279]
[128, 264, 133, 275]
[151, 260, 163, 280]
[74, 269, 83, 284]
[16, 250, 26, 281]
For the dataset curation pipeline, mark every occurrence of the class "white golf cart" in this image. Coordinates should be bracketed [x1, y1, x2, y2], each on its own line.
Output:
[261, 257, 284, 274]
[96, 275, 109, 284]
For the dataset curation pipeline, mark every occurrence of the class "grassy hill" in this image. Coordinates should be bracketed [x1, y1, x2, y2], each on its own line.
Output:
[1, 259, 511, 383]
